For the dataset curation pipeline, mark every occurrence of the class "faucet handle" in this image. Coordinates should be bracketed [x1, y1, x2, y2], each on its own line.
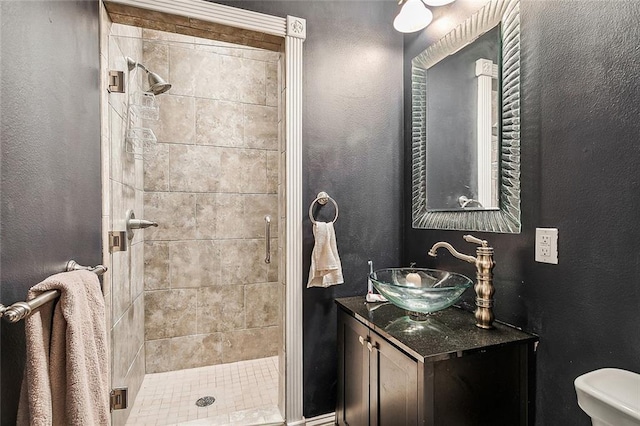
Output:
[463, 234, 488, 247]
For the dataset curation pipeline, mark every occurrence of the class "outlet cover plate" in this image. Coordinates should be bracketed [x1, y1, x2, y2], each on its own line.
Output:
[535, 228, 558, 264]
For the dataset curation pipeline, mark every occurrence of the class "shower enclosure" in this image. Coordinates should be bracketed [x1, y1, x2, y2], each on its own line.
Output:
[100, 4, 291, 423]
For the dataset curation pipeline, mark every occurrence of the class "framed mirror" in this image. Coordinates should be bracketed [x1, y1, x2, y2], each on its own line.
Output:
[411, 0, 521, 233]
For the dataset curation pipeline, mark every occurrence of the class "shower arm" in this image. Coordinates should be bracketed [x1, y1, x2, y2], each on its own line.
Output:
[126, 57, 148, 73]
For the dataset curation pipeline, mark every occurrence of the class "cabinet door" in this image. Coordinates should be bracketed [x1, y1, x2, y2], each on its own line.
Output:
[337, 310, 371, 426]
[369, 331, 419, 426]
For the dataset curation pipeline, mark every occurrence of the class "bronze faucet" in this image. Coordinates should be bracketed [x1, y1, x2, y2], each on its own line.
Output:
[428, 235, 495, 329]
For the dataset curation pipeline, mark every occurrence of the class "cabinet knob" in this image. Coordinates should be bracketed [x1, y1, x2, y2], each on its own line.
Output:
[358, 335, 367, 346]
[367, 341, 378, 352]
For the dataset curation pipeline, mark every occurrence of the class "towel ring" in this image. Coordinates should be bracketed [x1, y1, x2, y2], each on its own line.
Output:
[309, 191, 339, 224]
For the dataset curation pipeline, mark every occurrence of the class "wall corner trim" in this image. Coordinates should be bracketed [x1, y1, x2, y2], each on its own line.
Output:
[287, 16, 307, 40]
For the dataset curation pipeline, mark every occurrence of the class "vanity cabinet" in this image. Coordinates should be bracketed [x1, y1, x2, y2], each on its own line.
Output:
[338, 311, 418, 426]
[336, 297, 538, 426]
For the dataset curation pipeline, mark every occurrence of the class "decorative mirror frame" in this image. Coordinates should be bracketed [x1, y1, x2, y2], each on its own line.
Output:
[411, 0, 521, 233]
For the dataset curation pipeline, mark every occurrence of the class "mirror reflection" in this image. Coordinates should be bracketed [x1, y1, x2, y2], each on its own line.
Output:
[411, 0, 521, 233]
[425, 26, 500, 211]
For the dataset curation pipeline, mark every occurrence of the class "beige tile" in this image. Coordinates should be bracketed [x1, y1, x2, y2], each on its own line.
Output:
[123, 138, 136, 190]
[145, 338, 172, 373]
[148, 94, 195, 144]
[195, 99, 244, 147]
[267, 240, 279, 283]
[144, 241, 170, 290]
[244, 105, 277, 150]
[111, 180, 125, 234]
[170, 144, 268, 194]
[110, 105, 124, 184]
[201, 55, 266, 105]
[112, 342, 145, 425]
[215, 56, 266, 105]
[265, 61, 278, 107]
[142, 41, 169, 83]
[112, 22, 142, 38]
[134, 188, 145, 244]
[143, 192, 196, 240]
[196, 193, 277, 240]
[278, 110, 285, 153]
[194, 193, 217, 240]
[267, 151, 278, 194]
[130, 240, 145, 299]
[196, 193, 243, 240]
[222, 327, 279, 363]
[219, 239, 268, 285]
[111, 295, 143, 397]
[169, 240, 220, 288]
[245, 194, 278, 237]
[169, 145, 220, 193]
[145, 289, 197, 340]
[143, 142, 170, 192]
[197, 285, 245, 333]
[142, 28, 195, 44]
[172, 44, 214, 97]
[242, 48, 280, 63]
[135, 156, 144, 191]
[195, 42, 245, 59]
[170, 333, 223, 370]
[130, 294, 146, 365]
[218, 148, 267, 194]
[111, 249, 131, 321]
[245, 282, 279, 328]
[111, 307, 131, 385]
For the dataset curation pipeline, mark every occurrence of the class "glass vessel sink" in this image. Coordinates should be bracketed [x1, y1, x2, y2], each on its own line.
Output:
[370, 268, 472, 320]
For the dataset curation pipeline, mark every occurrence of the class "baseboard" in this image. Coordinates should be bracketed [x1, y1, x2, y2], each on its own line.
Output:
[304, 412, 336, 426]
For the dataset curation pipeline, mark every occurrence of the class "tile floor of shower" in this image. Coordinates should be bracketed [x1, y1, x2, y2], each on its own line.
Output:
[126, 356, 282, 426]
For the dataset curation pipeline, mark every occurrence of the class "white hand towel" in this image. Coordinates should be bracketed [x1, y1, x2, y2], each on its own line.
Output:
[307, 221, 344, 288]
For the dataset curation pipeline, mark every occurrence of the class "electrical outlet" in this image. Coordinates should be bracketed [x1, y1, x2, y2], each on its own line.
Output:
[535, 228, 558, 264]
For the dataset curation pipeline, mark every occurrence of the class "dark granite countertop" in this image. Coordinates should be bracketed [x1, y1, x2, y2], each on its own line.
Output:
[336, 296, 538, 363]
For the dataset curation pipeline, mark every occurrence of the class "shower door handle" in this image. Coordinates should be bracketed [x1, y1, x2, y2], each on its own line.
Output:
[264, 215, 271, 264]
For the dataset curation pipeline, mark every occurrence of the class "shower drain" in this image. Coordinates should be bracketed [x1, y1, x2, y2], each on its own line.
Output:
[195, 396, 216, 407]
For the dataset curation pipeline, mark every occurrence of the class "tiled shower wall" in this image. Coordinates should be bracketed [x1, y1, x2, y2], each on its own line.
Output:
[100, 5, 146, 424]
[140, 30, 281, 373]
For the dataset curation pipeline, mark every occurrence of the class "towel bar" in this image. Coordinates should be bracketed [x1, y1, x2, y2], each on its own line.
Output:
[0, 260, 107, 323]
[309, 191, 339, 224]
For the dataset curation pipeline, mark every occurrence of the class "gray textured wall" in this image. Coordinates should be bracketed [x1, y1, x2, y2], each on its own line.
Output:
[0, 1, 101, 424]
[404, 1, 640, 424]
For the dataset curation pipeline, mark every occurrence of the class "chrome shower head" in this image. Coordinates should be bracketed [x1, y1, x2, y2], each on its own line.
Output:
[146, 71, 172, 95]
[125, 56, 172, 95]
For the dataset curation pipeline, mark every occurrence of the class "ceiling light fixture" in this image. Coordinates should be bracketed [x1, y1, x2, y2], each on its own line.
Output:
[393, 0, 455, 33]
[422, 0, 455, 6]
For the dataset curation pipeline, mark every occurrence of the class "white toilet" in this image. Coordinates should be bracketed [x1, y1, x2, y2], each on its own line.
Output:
[575, 368, 640, 426]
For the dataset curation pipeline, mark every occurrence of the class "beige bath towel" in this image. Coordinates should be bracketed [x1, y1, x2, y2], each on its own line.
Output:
[17, 270, 109, 426]
[307, 221, 344, 288]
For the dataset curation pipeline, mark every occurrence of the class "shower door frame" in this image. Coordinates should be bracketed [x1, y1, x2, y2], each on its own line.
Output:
[102, 1, 306, 424]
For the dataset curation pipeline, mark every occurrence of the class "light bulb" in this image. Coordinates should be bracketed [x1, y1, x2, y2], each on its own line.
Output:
[393, 0, 434, 33]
